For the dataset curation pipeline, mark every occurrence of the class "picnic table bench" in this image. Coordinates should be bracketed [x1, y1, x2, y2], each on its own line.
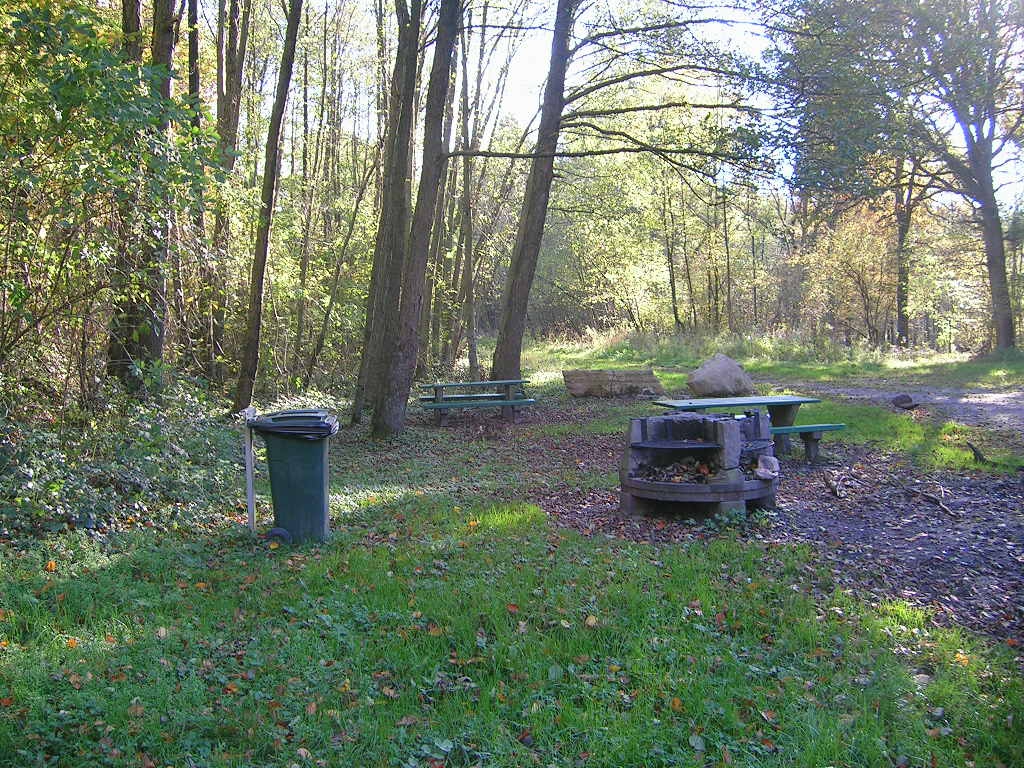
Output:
[654, 394, 826, 455]
[770, 423, 846, 462]
[419, 379, 535, 425]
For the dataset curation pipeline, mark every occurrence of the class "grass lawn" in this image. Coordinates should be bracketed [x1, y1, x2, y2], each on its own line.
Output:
[525, 333, 1024, 390]
[526, 338, 1024, 473]
[1, 352, 1022, 766]
[2, 495, 1022, 768]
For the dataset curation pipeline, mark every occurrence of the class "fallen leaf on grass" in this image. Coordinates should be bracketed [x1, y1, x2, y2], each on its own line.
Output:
[66, 637, 78, 649]
[688, 734, 705, 752]
[396, 715, 419, 727]
[584, 615, 599, 628]
[127, 698, 144, 717]
[670, 697, 683, 712]
[305, 701, 317, 715]
[44, 560, 56, 573]
[506, 603, 519, 614]
[0, 696, 14, 707]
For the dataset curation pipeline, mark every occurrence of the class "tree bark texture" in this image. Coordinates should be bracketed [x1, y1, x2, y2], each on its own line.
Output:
[232, 0, 303, 410]
[490, 0, 578, 381]
[372, 0, 460, 437]
[351, 0, 421, 424]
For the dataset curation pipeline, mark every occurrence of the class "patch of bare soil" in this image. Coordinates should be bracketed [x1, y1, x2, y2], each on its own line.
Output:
[520, 430, 1023, 648]
[428, 398, 1023, 650]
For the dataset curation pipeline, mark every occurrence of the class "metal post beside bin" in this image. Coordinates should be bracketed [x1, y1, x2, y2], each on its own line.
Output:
[244, 408, 339, 544]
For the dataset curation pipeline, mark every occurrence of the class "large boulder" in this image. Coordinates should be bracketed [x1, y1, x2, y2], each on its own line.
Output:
[562, 369, 665, 397]
[687, 354, 755, 397]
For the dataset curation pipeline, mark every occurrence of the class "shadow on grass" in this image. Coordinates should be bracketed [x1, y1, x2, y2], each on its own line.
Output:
[2, 492, 1023, 767]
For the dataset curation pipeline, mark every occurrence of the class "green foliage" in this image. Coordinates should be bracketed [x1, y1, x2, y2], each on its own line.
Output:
[1, 495, 1021, 766]
[0, 0, 213, 385]
[0, 378, 240, 539]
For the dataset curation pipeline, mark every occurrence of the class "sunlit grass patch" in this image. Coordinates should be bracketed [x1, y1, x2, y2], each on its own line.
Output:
[466, 501, 544, 533]
[2, 494, 1022, 767]
[799, 400, 1021, 471]
[524, 332, 1024, 390]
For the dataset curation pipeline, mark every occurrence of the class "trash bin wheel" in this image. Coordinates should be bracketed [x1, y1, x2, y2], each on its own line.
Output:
[267, 527, 293, 545]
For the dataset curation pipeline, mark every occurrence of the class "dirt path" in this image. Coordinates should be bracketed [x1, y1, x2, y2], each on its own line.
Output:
[761, 378, 1024, 434]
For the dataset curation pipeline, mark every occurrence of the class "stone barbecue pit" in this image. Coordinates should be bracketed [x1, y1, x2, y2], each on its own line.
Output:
[620, 410, 778, 517]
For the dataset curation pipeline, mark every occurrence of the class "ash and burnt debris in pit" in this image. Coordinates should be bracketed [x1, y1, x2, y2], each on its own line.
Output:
[626, 411, 775, 482]
[632, 455, 718, 484]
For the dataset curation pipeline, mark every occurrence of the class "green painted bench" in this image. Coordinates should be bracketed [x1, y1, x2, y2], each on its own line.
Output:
[418, 379, 535, 425]
[770, 423, 846, 462]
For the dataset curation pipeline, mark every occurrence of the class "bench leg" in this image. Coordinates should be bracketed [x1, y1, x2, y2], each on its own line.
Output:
[501, 405, 513, 421]
[802, 436, 821, 463]
[773, 434, 793, 455]
[437, 408, 449, 427]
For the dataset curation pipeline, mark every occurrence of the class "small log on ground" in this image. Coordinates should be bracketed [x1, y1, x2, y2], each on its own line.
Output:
[562, 369, 666, 398]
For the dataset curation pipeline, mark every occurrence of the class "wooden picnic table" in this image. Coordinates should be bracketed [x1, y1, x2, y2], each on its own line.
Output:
[418, 379, 533, 424]
[654, 394, 821, 453]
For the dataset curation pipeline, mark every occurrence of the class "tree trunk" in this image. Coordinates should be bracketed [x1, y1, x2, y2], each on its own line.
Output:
[490, 0, 578, 380]
[106, 0, 178, 393]
[372, 0, 460, 437]
[291, 4, 313, 381]
[350, 0, 421, 424]
[186, 0, 209, 370]
[232, 0, 303, 410]
[662, 187, 683, 332]
[416, 59, 459, 378]
[979, 194, 1015, 349]
[721, 184, 733, 333]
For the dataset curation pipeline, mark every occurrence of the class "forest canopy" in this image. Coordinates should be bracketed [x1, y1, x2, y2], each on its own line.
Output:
[0, 0, 1021, 434]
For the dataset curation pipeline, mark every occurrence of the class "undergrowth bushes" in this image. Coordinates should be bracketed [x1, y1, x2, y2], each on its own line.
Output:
[526, 327, 894, 368]
[0, 378, 241, 541]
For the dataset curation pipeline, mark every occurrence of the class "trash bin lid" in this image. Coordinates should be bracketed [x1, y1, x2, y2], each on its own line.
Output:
[247, 409, 339, 440]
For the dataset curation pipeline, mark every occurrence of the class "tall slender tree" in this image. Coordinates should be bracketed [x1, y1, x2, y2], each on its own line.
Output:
[491, 0, 579, 380]
[233, 0, 304, 410]
[372, 0, 462, 437]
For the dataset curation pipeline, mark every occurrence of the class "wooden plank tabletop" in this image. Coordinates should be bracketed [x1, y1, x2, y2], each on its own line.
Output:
[418, 379, 529, 389]
[654, 395, 820, 410]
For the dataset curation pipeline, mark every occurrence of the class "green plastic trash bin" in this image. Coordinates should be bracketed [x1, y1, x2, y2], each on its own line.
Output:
[247, 409, 339, 543]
